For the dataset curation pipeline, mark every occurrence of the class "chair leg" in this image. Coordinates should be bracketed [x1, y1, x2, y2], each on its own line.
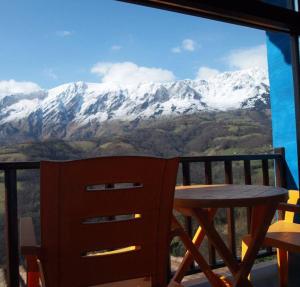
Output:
[241, 239, 251, 281]
[26, 255, 40, 287]
[277, 249, 288, 287]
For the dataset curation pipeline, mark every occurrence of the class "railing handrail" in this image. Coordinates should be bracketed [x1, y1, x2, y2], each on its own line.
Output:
[0, 153, 283, 170]
[0, 162, 40, 170]
[180, 153, 282, 163]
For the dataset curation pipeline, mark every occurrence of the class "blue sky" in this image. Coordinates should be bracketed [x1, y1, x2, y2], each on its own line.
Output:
[0, 0, 267, 93]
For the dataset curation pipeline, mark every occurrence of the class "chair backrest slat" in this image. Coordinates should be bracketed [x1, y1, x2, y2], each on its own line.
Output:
[77, 211, 157, 252]
[40, 156, 178, 287]
[285, 190, 300, 223]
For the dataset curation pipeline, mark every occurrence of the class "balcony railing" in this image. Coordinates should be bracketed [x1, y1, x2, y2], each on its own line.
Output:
[0, 148, 286, 287]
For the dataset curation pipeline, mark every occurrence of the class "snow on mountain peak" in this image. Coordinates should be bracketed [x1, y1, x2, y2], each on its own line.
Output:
[0, 68, 269, 132]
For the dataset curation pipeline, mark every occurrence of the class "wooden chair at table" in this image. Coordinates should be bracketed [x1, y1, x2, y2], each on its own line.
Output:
[20, 156, 179, 287]
[242, 190, 300, 287]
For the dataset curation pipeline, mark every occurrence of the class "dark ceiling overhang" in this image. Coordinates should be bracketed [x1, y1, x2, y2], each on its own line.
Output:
[118, 0, 300, 34]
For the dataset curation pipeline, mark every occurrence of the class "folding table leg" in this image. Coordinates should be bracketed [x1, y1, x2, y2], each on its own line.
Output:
[171, 210, 226, 287]
[192, 209, 240, 274]
[234, 203, 278, 286]
[192, 209, 253, 287]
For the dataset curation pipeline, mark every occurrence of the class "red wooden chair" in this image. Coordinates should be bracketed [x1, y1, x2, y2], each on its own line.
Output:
[20, 156, 179, 287]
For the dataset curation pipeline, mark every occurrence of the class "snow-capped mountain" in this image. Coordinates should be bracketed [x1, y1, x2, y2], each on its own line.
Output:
[0, 68, 269, 141]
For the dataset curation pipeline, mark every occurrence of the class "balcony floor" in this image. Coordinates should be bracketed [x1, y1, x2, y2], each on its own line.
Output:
[1, 257, 300, 286]
[180, 260, 277, 287]
[181, 256, 300, 287]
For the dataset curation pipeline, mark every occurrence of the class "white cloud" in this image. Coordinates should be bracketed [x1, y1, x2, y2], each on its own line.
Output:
[91, 61, 175, 86]
[171, 47, 181, 53]
[182, 39, 196, 51]
[0, 80, 41, 96]
[196, 67, 220, 80]
[111, 45, 122, 51]
[171, 38, 198, 53]
[224, 44, 267, 70]
[56, 30, 73, 37]
[44, 68, 58, 80]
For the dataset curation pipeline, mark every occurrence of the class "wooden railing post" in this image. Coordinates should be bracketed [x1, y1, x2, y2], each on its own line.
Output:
[204, 161, 216, 266]
[204, 161, 212, 185]
[181, 162, 194, 270]
[274, 147, 287, 188]
[244, 160, 252, 233]
[274, 147, 286, 220]
[224, 160, 236, 258]
[4, 169, 19, 287]
[244, 160, 252, 185]
[182, 162, 193, 236]
[262, 159, 270, 186]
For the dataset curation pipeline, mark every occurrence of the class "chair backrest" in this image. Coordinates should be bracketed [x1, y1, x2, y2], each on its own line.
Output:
[39, 156, 179, 287]
[285, 190, 300, 223]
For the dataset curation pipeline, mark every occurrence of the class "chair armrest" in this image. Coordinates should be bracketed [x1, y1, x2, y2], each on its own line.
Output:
[20, 217, 41, 256]
[278, 203, 300, 213]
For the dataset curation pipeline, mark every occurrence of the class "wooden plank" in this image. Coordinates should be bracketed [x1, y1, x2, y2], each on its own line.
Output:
[224, 160, 233, 184]
[73, 247, 155, 287]
[4, 169, 19, 287]
[93, 277, 152, 287]
[274, 148, 287, 220]
[0, 161, 40, 170]
[193, 209, 240, 275]
[0, 153, 285, 170]
[181, 162, 191, 186]
[181, 162, 192, 241]
[75, 213, 158, 251]
[243, 160, 252, 185]
[180, 153, 281, 163]
[181, 161, 194, 271]
[260, 159, 273, 255]
[175, 184, 288, 208]
[227, 208, 236, 258]
[118, 0, 300, 33]
[262, 159, 269, 186]
[274, 147, 287, 188]
[236, 203, 278, 285]
[204, 161, 212, 185]
[170, 210, 219, 284]
[0, 154, 282, 171]
[224, 161, 236, 258]
[244, 160, 252, 233]
[204, 161, 216, 266]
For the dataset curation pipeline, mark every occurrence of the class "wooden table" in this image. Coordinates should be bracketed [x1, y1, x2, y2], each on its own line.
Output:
[170, 184, 288, 287]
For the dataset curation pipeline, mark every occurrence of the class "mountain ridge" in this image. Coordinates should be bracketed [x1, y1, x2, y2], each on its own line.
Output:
[0, 68, 269, 142]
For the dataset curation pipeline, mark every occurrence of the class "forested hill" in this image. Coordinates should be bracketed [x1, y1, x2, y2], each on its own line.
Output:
[0, 109, 272, 161]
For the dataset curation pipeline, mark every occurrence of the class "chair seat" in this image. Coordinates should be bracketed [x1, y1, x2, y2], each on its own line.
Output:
[243, 221, 300, 253]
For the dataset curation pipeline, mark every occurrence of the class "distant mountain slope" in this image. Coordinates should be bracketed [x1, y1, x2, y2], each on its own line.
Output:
[0, 68, 269, 142]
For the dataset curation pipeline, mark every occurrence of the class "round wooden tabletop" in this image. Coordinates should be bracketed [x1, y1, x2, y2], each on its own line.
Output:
[174, 184, 288, 208]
